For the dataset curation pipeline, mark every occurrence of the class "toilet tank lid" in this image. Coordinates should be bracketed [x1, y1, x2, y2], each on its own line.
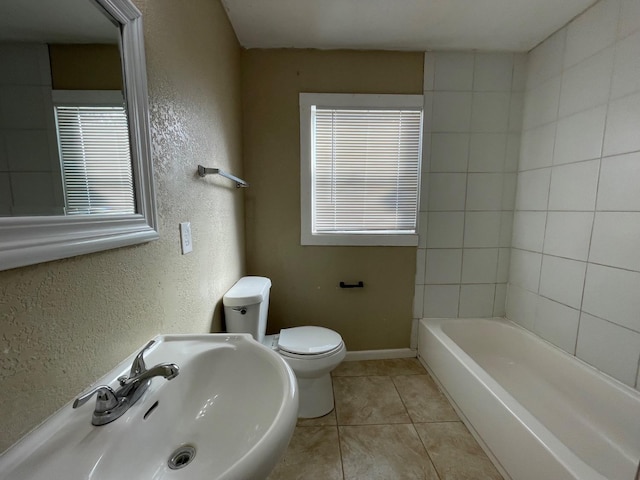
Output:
[278, 326, 343, 355]
[223, 276, 272, 307]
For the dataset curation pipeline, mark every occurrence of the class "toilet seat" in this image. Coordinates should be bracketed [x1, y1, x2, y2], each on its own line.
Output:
[277, 326, 343, 357]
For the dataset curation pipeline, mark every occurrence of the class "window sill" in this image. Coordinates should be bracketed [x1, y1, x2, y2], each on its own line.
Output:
[301, 233, 418, 247]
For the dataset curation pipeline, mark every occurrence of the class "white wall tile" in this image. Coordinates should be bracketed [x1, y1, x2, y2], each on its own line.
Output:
[463, 211, 501, 247]
[553, 106, 607, 165]
[611, 30, 640, 99]
[509, 93, 524, 132]
[515, 168, 551, 211]
[428, 173, 467, 211]
[543, 212, 594, 260]
[505, 134, 521, 172]
[0, 133, 7, 170]
[497, 248, 511, 283]
[426, 212, 465, 248]
[597, 151, 640, 211]
[506, 284, 537, 330]
[430, 133, 469, 172]
[466, 173, 503, 210]
[564, 0, 620, 69]
[418, 211, 428, 248]
[5, 130, 54, 171]
[539, 255, 587, 309]
[499, 211, 514, 247]
[473, 53, 513, 92]
[618, 0, 640, 39]
[582, 263, 640, 332]
[413, 284, 425, 318]
[548, 159, 600, 211]
[576, 313, 640, 386]
[533, 297, 580, 354]
[559, 47, 615, 118]
[526, 29, 566, 91]
[468, 133, 507, 172]
[459, 284, 496, 317]
[425, 249, 462, 284]
[432, 92, 473, 132]
[423, 285, 460, 318]
[522, 77, 561, 130]
[462, 248, 499, 284]
[493, 284, 507, 316]
[434, 52, 475, 91]
[502, 173, 517, 210]
[423, 52, 436, 92]
[0, 173, 11, 205]
[512, 54, 528, 92]
[415, 248, 426, 284]
[0, 86, 51, 129]
[9, 172, 58, 213]
[512, 211, 546, 252]
[471, 92, 511, 132]
[509, 248, 542, 292]
[519, 123, 556, 171]
[603, 91, 640, 156]
[590, 212, 640, 271]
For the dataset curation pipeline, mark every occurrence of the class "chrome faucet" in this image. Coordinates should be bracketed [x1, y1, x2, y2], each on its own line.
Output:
[72, 340, 179, 426]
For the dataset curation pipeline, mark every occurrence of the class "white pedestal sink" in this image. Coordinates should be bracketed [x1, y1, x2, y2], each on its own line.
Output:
[0, 334, 299, 480]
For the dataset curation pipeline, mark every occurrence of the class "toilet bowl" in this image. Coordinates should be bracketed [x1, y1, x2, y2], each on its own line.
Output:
[223, 276, 345, 418]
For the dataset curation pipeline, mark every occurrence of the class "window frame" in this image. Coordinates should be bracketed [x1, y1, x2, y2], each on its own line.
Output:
[299, 93, 423, 247]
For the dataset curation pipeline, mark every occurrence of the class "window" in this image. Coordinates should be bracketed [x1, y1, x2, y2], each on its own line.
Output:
[300, 93, 423, 246]
[53, 90, 135, 216]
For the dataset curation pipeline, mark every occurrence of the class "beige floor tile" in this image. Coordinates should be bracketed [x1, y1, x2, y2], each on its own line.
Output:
[339, 424, 439, 480]
[334, 376, 411, 425]
[297, 409, 337, 426]
[268, 426, 343, 480]
[333, 358, 426, 377]
[393, 375, 459, 423]
[415, 422, 503, 480]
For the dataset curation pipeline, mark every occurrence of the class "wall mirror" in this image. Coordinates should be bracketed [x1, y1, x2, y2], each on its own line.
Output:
[0, 0, 158, 271]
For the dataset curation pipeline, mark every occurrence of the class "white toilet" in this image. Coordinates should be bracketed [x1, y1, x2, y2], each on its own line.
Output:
[223, 276, 346, 418]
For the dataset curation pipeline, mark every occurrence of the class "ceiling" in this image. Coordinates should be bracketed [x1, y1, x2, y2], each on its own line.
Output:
[221, 0, 599, 52]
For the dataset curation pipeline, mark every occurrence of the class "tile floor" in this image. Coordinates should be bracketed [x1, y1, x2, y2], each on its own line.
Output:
[268, 358, 503, 480]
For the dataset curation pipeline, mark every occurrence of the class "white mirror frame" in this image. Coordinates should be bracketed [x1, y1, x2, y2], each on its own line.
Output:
[0, 0, 159, 272]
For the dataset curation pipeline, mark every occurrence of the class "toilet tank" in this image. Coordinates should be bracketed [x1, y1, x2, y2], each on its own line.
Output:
[223, 276, 271, 343]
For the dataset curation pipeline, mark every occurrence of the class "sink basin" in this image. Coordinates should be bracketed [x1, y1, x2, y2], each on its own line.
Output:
[0, 334, 298, 480]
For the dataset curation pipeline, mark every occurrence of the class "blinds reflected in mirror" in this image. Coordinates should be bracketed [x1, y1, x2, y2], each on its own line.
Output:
[55, 105, 135, 215]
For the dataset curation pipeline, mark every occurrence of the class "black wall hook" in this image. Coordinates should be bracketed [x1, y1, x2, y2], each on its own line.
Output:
[339, 281, 364, 289]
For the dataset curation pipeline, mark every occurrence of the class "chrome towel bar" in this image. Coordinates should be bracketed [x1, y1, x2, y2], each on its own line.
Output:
[197, 165, 248, 188]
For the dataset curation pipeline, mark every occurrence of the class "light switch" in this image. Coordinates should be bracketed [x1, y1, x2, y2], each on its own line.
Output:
[179, 222, 192, 254]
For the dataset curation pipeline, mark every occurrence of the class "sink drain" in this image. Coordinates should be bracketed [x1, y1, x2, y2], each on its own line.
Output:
[168, 445, 196, 470]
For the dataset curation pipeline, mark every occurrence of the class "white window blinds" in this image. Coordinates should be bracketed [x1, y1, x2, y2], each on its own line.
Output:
[311, 107, 422, 234]
[55, 105, 135, 215]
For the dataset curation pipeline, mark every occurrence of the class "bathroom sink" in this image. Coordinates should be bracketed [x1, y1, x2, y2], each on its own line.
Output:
[0, 334, 298, 480]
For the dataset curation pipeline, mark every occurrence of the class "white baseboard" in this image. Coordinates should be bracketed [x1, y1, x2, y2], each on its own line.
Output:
[344, 348, 417, 361]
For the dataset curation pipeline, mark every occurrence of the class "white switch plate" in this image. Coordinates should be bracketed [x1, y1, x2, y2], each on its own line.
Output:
[179, 222, 193, 254]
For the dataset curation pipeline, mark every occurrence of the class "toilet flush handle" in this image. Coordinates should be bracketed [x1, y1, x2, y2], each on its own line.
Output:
[232, 307, 247, 315]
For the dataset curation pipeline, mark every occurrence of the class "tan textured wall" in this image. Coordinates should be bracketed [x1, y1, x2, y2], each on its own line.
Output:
[0, 0, 244, 452]
[241, 50, 422, 351]
[49, 44, 124, 90]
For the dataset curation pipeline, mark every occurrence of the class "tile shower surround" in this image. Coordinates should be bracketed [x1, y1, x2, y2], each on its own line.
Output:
[268, 358, 502, 480]
[507, 0, 640, 390]
[413, 51, 525, 339]
[414, 0, 640, 392]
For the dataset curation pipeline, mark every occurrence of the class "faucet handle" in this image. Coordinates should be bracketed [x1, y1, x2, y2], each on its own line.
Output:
[73, 385, 119, 413]
[129, 339, 156, 377]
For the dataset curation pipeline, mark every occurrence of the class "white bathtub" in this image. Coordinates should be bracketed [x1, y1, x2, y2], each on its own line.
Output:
[418, 317, 640, 480]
